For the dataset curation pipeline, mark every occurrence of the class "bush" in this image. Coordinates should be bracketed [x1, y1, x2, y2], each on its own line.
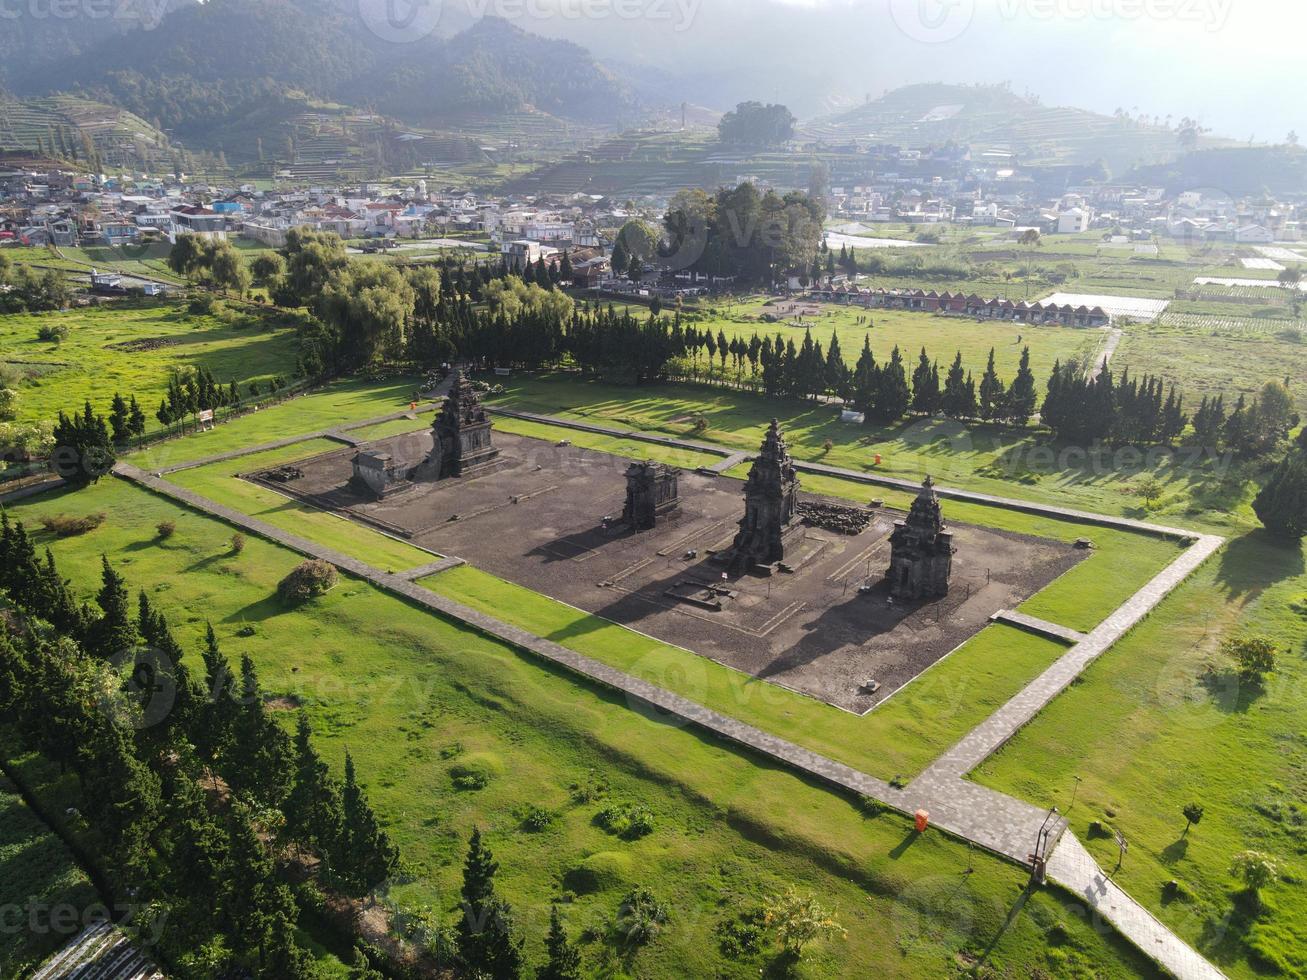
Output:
[613, 887, 669, 947]
[521, 805, 555, 832]
[40, 512, 106, 537]
[596, 802, 655, 839]
[277, 559, 338, 604]
[449, 752, 503, 791]
[188, 295, 216, 315]
[36, 323, 70, 343]
[1223, 635, 1278, 680]
[155, 520, 176, 539]
[230, 532, 246, 554]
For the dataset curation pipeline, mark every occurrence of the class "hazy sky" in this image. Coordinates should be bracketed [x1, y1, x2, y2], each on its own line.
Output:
[440, 0, 1297, 138]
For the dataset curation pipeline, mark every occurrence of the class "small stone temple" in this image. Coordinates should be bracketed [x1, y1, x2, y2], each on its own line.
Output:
[886, 476, 954, 600]
[431, 370, 498, 478]
[621, 461, 680, 530]
[728, 419, 801, 572]
[351, 450, 414, 499]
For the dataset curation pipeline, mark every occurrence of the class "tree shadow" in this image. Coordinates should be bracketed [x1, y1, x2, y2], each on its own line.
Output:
[222, 593, 285, 624]
[1216, 530, 1305, 601]
[1161, 836, 1189, 863]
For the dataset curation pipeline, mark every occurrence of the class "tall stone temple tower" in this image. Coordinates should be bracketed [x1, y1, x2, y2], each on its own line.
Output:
[886, 476, 954, 600]
[431, 370, 498, 478]
[729, 419, 800, 571]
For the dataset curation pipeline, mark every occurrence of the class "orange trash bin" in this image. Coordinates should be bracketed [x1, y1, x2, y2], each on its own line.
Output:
[914, 809, 929, 833]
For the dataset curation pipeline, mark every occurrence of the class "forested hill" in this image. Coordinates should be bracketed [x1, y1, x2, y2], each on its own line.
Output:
[8, 2, 641, 149]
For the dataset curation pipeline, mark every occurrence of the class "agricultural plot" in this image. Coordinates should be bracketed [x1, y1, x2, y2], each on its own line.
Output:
[1039, 292, 1170, 321]
[0, 302, 301, 429]
[1113, 316, 1307, 400]
[0, 778, 99, 977]
[1194, 276, 1307, 293]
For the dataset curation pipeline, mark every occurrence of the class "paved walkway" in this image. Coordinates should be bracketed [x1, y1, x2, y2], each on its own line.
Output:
[705, 450, 752, 474]
[1090, 327, 1125, 381]
[110, 446, 1228, 980]
[1049, 834, 1225, 980]
[398, 556, 466, 581]
[991, 609, 1088, 644]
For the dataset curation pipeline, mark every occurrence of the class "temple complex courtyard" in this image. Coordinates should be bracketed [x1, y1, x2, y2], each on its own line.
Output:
[251, 423, 1085, 712]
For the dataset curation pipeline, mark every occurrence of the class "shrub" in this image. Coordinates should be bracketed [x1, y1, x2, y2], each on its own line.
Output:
[36, 323, 70, 343]
[690, 415, 709, 433]
[229, 532, 246, 554]
[522, 805, 555, 832]
[155, 520, 176, 539]
[448, 752, 503, 791]
[596, 802, 655, 839]
[1223, 635, 1278, 680]
[40, 512, 106, 537]
[188, 295, 216, 315]
[277, 559, 338, 604]
[613, 887, 668, 947]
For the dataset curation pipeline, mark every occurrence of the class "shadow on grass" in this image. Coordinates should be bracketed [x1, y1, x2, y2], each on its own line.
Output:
[1216, 530, 1305, 600]
[888, 828, 919, 860]
[223, 593, 287, 624]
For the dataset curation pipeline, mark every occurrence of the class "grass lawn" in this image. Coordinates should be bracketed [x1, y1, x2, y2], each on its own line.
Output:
[486, 373, 1268, 536]
[167, 439, 439, 573]
[127, 374, 425, 470]
[2, 478, 1161, 979]
[0, 302, 300, 429]
[492, 414, 728, 470]
[974, 530, 1307, 979]
[0, 777, 99, 977]
[687, 302, 1102, 394]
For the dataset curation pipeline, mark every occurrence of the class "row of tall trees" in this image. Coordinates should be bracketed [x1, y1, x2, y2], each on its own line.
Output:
[0, 252, 74, 313]
[0, 516, 397, 977]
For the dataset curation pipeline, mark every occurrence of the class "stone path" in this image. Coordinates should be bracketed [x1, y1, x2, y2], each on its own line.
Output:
[398, 556, 466, 580]
[1090, 327, 1125, 380]
[110, 446, 1228, 980]
[991, 608, 1088, 644]
[1049, 834, 1225, 980]
[705, 450, 752, 474]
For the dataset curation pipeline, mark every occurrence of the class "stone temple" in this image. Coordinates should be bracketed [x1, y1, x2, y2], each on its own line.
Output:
[431, 370, 498, 478]
[886, 476, 954, 600]
[621, 461, 680, 530]
[727, 419, 801, 573]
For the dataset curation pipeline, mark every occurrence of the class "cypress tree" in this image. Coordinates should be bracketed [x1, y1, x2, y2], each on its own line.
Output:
[87, 556, 137, 659]
[942, 351, 968, 419]
[978, 348, 1006, 422]
[1007, 346, 1037, 425]
[910, 347, 940, 415]
[1253, 449, 1307, 539]
[338, 751, 398, 896]
[537, 904, 581, 980]
[285, 712, 344, 859]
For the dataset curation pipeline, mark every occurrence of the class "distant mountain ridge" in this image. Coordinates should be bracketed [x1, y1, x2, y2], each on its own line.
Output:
[6, 1, 642, 160]
[804, 83, 1228, 172]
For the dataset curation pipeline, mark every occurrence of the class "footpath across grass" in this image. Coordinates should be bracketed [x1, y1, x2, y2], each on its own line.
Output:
[3, 477, 1161, 979]
[974, 530, 1307, 979]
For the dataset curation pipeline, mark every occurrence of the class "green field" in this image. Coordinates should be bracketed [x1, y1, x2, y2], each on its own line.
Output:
[975, 528, 1307, 979]
[485, 373, 1267, 536]
[0, 777, 99, 977]
[0, 302, 300, 429]
[2, 477, 1160, 979]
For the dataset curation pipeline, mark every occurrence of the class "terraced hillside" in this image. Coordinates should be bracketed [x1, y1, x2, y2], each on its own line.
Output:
[804, 83, 1227, 172]
[0, 96, 173, 170]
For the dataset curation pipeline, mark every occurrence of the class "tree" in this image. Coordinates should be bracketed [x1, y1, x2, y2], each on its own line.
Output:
[910, 348, 940, 415]
[1230, 850, 1277, 902]
[457, 827, 522, 978]
[1182, 802, 1204, 834]
[941, 352, 970, 419]
[977, 348, 1006, 422]
[762, 886, 846, 958]
[1222, 635, 1277, 680]
[872, 346, 910, 423]
[108, 392, 131, 444]
[1007, 346, 1037, 425]
[717, 102, 796, 146]
[1254, 449, 1307, 539]
[127, 395, 147, 441]
[337, 751, 398, 895]
[285, 712, 343, 858]
[249, 251, 286, 287]
[87, 555, 137, 659]
[536, 904, 581, 980]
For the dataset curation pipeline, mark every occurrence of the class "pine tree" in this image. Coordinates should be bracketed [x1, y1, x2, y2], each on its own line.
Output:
[978, 348, 1006, 422]
[337, 751, 398, 896]
[285, 713, 344, 859]
[910, 347, 940, 415]
[537, 904, 581, 980]
[108, 392, 131, 444]
[873, 346, 911, 423]
[87, 556, 137, 659]
[853, 336, 878, 421]
[1253, 449, 1307, 539]
[1007, 346, 1037, 425]
[127, 395, 147, 441]
[823, 330, 847, 399]
[195, 624, 238, 769]
[942, 351, 969, 419]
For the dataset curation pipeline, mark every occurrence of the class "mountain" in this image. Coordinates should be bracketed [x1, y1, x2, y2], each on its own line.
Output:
[9, 1, 643, 161]
[0, 96, 174, 170]
[803, 83, 1230, 173]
